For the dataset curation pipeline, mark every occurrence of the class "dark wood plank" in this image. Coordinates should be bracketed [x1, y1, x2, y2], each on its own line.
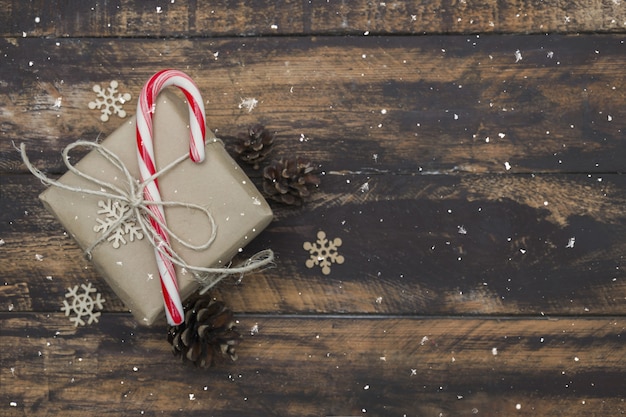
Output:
[2, 36, 625, 175]
[2, 314, 625, 416]
[3, 171, 625, 317]
[1, 0, 625, 38]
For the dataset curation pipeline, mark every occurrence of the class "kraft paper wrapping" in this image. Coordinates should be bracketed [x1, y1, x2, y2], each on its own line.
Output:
[40, 90, 273, 325]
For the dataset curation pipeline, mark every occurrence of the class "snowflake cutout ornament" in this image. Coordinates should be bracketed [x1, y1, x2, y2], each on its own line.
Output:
[88, 80, 131, 122]
[93, 199, 144, 248]
[303, 231, 345, 275]
[61, 283, 105, 327]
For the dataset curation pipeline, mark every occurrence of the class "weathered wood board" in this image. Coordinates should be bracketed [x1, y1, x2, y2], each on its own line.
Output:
[1, 0, 625, 37]
[2, 315, 625, 416]
[1, 36, 625, 174]
[2, 172, 626, 317]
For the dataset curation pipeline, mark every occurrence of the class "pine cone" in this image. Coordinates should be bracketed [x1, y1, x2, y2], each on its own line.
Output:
[234, 124, 275, 169]
[167, 297, 241, 368]
[262, 157, 320, 205]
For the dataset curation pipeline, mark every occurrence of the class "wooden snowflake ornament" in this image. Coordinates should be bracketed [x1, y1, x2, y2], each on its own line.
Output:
[61, 283, 105, 327]
[303, 231, 345, 275]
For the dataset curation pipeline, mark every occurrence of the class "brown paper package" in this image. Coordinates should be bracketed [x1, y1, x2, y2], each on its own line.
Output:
[40, 90, 273, 325]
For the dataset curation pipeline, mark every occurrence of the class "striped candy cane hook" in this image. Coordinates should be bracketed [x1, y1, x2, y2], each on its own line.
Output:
[136, 69, 207, 325]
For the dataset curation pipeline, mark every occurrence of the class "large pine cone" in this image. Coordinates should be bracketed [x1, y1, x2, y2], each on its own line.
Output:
[234, 124, 275, 169]
[167, 297, 241, 368]
[262, 157, 320, 205]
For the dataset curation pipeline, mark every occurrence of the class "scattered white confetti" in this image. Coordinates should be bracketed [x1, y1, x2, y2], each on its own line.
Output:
[519, 248, 527, 254]
[238, 97, 258, 112]
[8, 304, 14, 311]
[35, 254, 44, 261]
[516, 403, 522, 410]
[410, 369, 417, 376]
[420, 336, 429, 345]
[189, 393, 196, 401]
[457, 225, 467, 235]
[10, 402, 17, 407]
[566, 237, 576, 248]
[492, 347, 498, 355]
[35, 17, 41, 23]
[270, 24, 278, 29]
[514, 49, 523, 62]
[53, 97, 62, 108]
[608, 115, 613, 121]
[61, 283, 105, 327]
[381, 108, 387, 114]
[364, 384, 370, 390]
[250, 323, 259, 335]
[375, 296, 383, 304]
[88, 81, 131, 122]
[504, 161, 511, 170]
[574, 356, 580, 362]
[547, 51, 554, 58]
[360, 182, 370, 193]
[156, 6, 162, 13]
[0, 238, 5, 246]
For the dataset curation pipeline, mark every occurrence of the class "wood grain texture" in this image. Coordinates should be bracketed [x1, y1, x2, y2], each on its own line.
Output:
[2, 314, 625, 417]
[2, 172, 626, 317]
[1, 0, 625, 37]
[2, 1, 626, 415]
[1, 36, 626, 174]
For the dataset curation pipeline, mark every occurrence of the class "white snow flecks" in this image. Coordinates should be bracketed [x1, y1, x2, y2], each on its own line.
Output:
[238, 97, 258, 112]
[566, 237, 576, 248]
[88, 80, 131, 122]
[93, 199, 144, 249]
[514, 49, 523, 63]
[61, 283, 105, 327]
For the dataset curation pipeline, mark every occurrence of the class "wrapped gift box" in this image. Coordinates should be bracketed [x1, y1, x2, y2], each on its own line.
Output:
[40, 90, 273, 325]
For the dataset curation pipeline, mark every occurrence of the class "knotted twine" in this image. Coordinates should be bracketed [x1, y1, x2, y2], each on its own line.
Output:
[19, 140, 274, 294]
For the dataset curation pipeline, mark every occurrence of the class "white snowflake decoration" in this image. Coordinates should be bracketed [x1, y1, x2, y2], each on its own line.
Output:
[61, 283, 105, 327]
[88, 80, 131, 122]
[93, 199, 144, 249]
[238, 97, 258, 112]
[303, 231, 345, 275]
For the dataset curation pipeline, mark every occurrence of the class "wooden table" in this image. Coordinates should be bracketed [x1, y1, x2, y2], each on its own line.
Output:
[1, 1, 625, 416]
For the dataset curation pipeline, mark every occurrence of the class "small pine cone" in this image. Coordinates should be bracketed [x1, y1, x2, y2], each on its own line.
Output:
[234, 124, 275, 169]
[262, 157, 320, 205]
[167, 297, 241, 368]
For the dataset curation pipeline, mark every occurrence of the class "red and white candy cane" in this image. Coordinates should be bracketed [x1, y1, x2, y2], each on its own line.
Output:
[136, 69, 206, 325]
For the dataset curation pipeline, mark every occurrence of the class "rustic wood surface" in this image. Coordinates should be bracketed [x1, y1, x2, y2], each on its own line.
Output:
[1, 1, 626, 416]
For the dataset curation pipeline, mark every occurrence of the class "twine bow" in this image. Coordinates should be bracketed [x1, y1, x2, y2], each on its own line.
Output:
[19, 141, 274, 292]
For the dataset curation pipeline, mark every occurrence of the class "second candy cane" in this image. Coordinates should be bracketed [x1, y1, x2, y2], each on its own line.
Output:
[136, 69, 207, 325]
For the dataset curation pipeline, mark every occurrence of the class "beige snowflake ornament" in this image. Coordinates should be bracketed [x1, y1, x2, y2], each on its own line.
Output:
[88, 80, 131, 122]
[61, 283, 105, 327]
[303, 231, 344, 275]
